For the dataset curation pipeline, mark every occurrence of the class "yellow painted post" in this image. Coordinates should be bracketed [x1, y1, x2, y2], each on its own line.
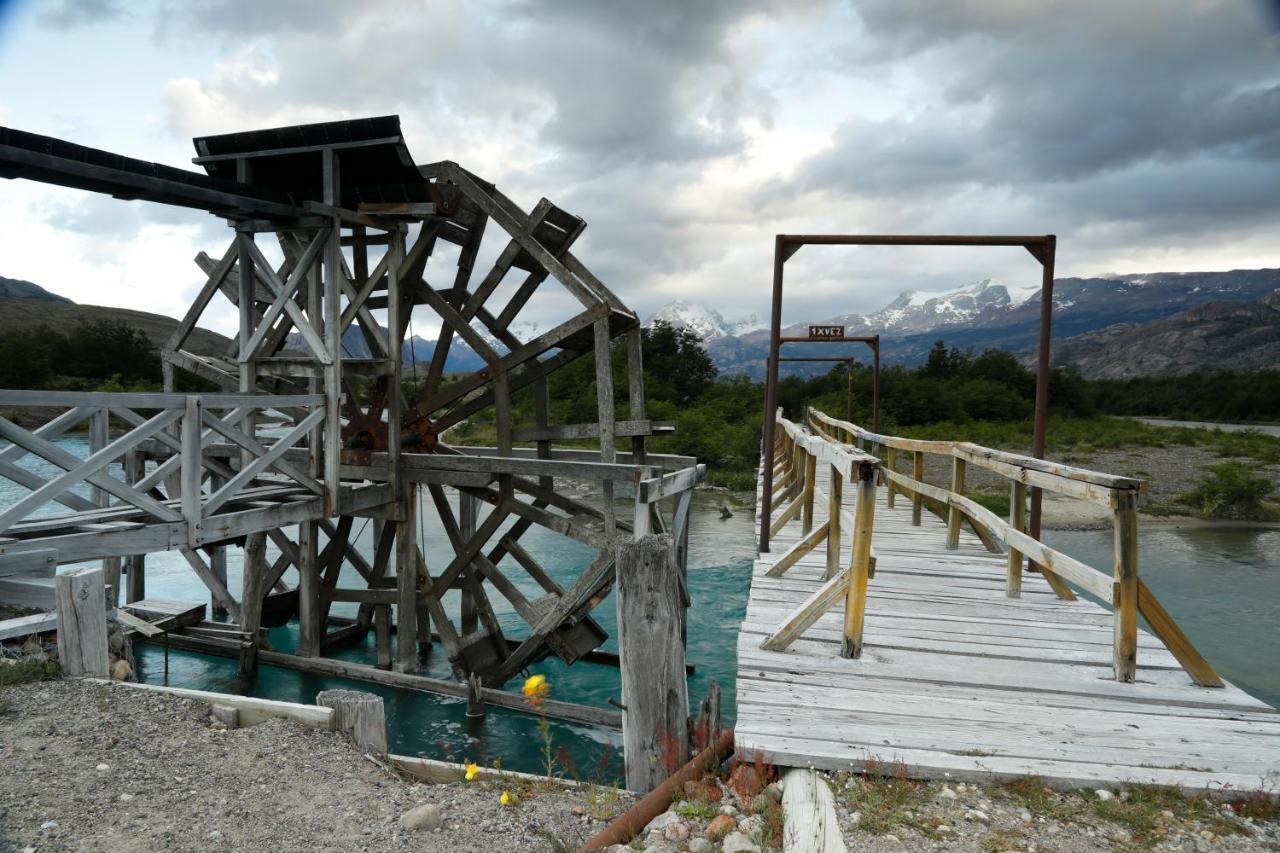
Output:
[842, 461, 878, 659]
[946, 456, 966, 549]
[1007, 481, 1026, 598]
[885, 446, 897, 508]
[911, 450, 924, 526]
[1112, 491, 1139, 682]
[801, 450, 817, 536]
[825, 463, 842, 580]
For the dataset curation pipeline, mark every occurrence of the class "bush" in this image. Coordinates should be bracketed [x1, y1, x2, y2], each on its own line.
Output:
[1179, 462, 1277, 520]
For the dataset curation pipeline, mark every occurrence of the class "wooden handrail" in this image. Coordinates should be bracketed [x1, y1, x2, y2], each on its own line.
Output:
[761, 414, 880, 659]
[798, 407, 1223, 689]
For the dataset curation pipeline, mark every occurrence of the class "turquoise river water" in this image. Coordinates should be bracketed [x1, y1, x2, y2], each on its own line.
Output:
[4, 437, 1277, 780]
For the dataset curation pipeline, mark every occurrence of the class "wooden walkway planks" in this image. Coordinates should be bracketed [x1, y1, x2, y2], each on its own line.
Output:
[737, 464, 1280, 792]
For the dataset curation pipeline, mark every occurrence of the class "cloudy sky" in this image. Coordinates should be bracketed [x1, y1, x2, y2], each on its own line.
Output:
[1, 0, 1277, 337]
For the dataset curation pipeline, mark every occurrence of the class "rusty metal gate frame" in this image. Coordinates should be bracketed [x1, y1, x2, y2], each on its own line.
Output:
[759, 233, 1058, 553]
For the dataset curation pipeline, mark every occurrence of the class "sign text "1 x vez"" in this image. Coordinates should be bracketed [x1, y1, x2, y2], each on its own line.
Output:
[807, 325, 846, 339]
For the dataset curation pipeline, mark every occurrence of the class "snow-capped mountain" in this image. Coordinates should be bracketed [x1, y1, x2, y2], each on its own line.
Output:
[645, 300, 764, 341]
[819, 279, 1043, 335]
[700, 268, 1280, 377]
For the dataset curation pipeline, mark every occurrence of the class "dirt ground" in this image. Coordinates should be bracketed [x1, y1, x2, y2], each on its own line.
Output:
[0, 679, 628, 853]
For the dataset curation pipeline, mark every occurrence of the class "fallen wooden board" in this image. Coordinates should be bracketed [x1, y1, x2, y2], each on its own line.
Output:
[88, 679, 335, 729]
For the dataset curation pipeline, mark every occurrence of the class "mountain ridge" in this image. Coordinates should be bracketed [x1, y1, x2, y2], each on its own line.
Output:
[646, 268, 1280, 377]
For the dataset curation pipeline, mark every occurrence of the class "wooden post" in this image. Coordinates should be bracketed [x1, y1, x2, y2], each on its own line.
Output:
[296, 519, 321, 657]
[238, 532, 266, 677]
[124, 451, 146, 603]
[616, 535, 688, 793]
[800, 451, 817, 536]
[824, 464, 842, 581]
[1112, 491, 1139, 682]
[317, 689, 387, 755]
[841, 462, 878, 660]
[209, 470, 228, 619]
[945, 456, 966, 550]
[54, 565, 109, 677]
[885, 446, 897, 508]
[1007, 481, 1026, 598]
[395, 483, 419, 674]
[466, 673, 485, 718]
[374, 605, 392, 668]
[911, 450, 924, 526]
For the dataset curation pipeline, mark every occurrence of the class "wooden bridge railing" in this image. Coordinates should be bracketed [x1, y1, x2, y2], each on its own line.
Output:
[759, 412, 881, 659]
[806, 407, 1223, 688]
[0, 390, 326, 546]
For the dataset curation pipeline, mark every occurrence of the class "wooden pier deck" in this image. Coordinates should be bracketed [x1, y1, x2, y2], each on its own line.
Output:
[737, 433, 1280, 793]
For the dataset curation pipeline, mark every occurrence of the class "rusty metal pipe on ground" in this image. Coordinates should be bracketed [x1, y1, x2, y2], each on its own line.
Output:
[582, 728, 736, 850]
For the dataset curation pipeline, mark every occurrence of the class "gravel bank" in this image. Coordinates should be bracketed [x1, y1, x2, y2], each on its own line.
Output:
[0, 679, 631, 852]
[824, 770, 1279, 852]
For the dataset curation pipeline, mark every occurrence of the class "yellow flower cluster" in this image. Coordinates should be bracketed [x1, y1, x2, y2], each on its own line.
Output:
[521, 674, 550, 702]
[464, 761, 479, 782]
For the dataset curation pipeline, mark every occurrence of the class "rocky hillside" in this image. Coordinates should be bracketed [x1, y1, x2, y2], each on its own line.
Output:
[1046, 289, 1280, 379]
[0, 286, 230, 358]
[0, 275, 73, 303]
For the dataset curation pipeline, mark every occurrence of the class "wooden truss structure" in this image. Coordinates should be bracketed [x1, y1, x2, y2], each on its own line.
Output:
[0, 116, 703, 700]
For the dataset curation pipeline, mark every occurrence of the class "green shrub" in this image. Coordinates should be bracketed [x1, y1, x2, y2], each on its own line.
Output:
[0, 657, 60, 686]
[1179, 462, 1277, 520]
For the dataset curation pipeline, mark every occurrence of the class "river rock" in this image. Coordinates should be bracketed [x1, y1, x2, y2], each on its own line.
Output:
[937, 787, 958, 800]
[707, 813, 737, 840]
[765, 781, 783, 802]
[1094, 789, 1114, 802]
[662, 821, 690, 843]
[729, 765, 764, 798]
[643, 810, 682, 835]
[738, 815, 762, 835]
[689, 839, 714, 853]
[721, 832, 760, 853]
[399, 803, 443, 832]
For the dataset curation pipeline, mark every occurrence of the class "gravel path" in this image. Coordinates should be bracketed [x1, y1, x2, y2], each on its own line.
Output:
[0, 679, 630, 853]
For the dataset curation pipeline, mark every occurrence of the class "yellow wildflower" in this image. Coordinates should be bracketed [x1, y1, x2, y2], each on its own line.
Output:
[521, 673, 550, 701]
[500, 790, 512, 806]
[464, 761, 479, 782]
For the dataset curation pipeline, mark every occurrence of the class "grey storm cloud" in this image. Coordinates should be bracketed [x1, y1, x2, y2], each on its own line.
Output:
[23, 0, 1280, 324]
[789, 1, 1280, 229]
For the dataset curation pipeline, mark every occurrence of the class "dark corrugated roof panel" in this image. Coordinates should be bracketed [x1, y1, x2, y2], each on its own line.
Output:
[193, 115, 430, 208]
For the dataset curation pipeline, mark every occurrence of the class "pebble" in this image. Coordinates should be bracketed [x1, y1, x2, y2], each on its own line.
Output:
[40, 821, 58, 830]
[643, 844, 677, 853]
[119, 793, 134, 802]
[718, 804, 739, 816]
[721, 831, 760, 853]
[399, 803, 443, 832]
[967, 808, 990, 823]
[850, 811, 861, 826]
[765, 781, 783, 803]
[1020, 808, 1033, 822]
[1094, 789, 1115, 802]
[937, 787, 958, 800]
[96, 763, 110, 772]
[706, 813, 737, 840]
[738, 815, 762, 835]
[208, 830, 222, 840]
[689, 839, 714, 853]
